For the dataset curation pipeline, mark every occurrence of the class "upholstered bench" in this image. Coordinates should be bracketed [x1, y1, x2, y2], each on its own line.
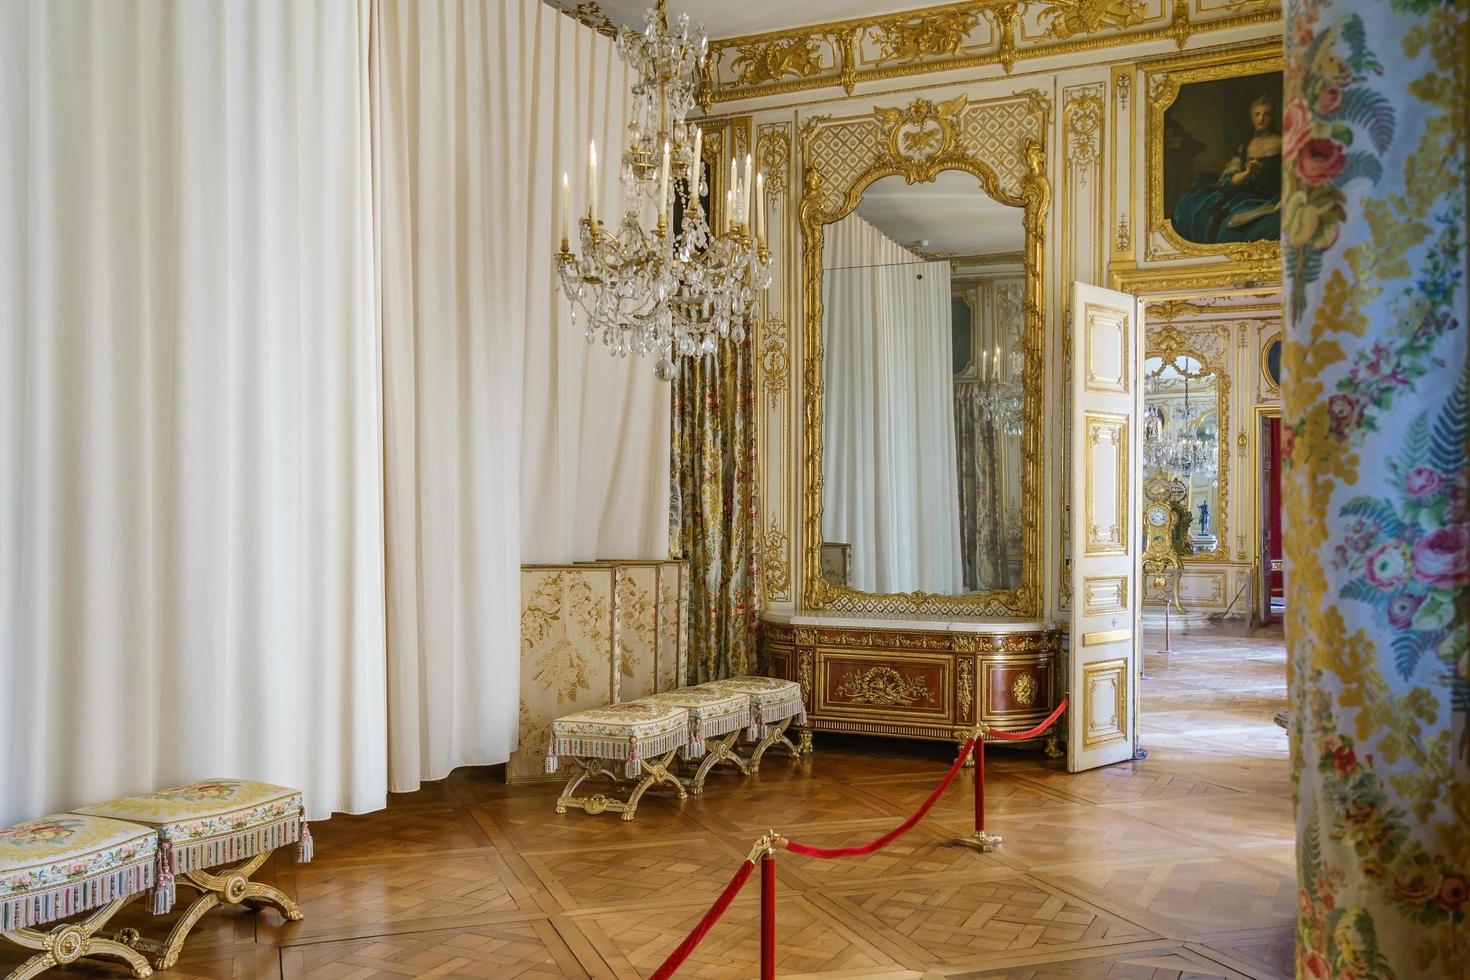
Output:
[547, 702, 690, 820]
[1, 813, 157, 979]
[638, 687, 752, 795]
[701, 676, 807, 771]
[73, 780, 311, 970]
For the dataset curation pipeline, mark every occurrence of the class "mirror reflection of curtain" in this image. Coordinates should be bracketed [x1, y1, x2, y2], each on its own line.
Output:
[954, 386, 1003, 590]
[952, 279, 1021, 591]
[821, 213, 962, 594]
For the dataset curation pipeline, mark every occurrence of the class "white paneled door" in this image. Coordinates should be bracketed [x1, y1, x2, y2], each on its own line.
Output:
[1068, 282, 1143, 772]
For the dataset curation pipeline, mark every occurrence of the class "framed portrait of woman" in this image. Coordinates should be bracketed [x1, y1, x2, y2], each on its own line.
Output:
[1145, 45, 1283, 261]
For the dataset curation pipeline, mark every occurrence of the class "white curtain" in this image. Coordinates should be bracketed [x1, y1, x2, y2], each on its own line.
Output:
[373, 0, 668, 792]
[0, 0, 671, 823]
[0, 0, 388, 823]
[821, 213, 962, 594]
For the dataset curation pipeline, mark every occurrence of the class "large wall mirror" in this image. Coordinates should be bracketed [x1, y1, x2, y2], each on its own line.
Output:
[799, 112, 1048, 616]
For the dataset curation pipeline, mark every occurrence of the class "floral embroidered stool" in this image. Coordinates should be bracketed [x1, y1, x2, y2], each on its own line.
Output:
[637, 688, 753, 795]
[1, 813, 158, 979]
[701, 676, 808, 771]
[73, 780, 312, 970]
[546, 702, 690, 820]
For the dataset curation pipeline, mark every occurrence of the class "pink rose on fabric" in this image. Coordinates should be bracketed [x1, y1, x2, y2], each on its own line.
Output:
[1296, 138, 1347, 186]
[1283, 100, 1312, 163]
[1387, 593, 1425, 629]
[1317, 85, 1342, 115]
[1439, 874, 1469, 911]
[1366, 543, 1408, 590]
[1331, 744, 1357, 773]
[1405, 466, 1442, 497]
[1411, 526, 1470, 588]
[1302, 950, 1332, 979]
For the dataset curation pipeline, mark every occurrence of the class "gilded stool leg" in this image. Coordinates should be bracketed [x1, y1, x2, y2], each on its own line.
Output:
[683, 730, 749, 795]
[555, 750, 684, 821]
[3, 897, 154, 980]
[747, 717, 797, 771]
[138, 851, 291, 971]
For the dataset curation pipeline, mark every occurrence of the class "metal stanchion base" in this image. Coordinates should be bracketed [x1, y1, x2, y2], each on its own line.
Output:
[947, 831, 1003, 853]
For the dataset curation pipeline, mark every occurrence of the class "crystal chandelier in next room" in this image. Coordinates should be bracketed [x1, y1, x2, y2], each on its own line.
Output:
[555, 0, 772, 380]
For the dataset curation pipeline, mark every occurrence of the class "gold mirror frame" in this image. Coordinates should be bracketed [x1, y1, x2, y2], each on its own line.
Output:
[1142, 333, 1231, 564]
[798, 97, 1049, 616]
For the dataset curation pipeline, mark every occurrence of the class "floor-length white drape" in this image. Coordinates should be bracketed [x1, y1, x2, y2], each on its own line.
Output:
[0, 0, 387, 824]
[821, 213, 962, 594]
[373, 0, 669, 792]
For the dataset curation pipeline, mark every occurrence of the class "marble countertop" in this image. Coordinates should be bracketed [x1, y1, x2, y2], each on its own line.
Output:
[761, 610, 1059, 634]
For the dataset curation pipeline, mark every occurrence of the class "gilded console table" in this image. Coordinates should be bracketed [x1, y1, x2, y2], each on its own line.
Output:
[760, 612, 1061, 755]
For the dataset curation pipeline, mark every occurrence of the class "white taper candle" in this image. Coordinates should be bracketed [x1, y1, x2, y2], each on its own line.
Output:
[588, 140, 598, 221]
[560, 172, 570, 245]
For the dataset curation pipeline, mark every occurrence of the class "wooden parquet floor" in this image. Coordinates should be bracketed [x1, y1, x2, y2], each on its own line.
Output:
[7, 627, 1293, 978]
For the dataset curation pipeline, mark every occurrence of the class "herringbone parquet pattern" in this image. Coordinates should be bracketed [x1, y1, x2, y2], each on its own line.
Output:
[1, 627, 1293, 978]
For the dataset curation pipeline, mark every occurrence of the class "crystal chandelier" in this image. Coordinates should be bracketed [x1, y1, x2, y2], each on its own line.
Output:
[555, 0, 772, 380]
[1143, 379, 1218, 480]
[977, 343, 1024, 437]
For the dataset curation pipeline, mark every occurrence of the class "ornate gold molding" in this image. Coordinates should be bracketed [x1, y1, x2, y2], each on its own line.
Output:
[834, 665, 934, 706]
[700, 1, 1280, 106]
[799, 91, 1049, 616]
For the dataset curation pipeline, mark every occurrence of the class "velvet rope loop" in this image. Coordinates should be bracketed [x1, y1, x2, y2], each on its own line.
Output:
[979, 696, 1068, 742]
[784, 738, 975, 859]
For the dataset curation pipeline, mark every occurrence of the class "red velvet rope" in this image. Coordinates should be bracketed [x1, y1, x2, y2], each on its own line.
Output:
[785, 738, 975, 858]
[650, 858, 756, 980]
[980, 696, 1069, 741]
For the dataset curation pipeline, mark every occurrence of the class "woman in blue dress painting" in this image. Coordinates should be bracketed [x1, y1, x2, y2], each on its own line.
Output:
[1171, 94, 1282, 245]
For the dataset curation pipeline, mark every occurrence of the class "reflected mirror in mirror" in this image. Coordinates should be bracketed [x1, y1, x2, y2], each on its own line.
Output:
[820, 171, 1025, 595]
[1143, 352, 1222, 555]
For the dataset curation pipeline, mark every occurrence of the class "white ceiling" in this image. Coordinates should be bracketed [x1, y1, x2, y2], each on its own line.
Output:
[585, 0, 942, 40]
[855, 171, 1024, 257]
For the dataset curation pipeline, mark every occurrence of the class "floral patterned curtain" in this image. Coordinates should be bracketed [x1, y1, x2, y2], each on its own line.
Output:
[1284, 0, 1468, 975]
[670, 335, 761, 684]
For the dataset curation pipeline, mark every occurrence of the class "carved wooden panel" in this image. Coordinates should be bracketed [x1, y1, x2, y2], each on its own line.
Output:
[986, 664, 1046, 715]
[818, 653, 951, 720]
[1081, 657, 1128, 749]
[1084, 302, 1129, 393]
[1082, 573, 1129, 616]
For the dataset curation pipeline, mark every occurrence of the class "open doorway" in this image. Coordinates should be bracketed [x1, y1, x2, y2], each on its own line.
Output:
[1257, 405, 1285, 625]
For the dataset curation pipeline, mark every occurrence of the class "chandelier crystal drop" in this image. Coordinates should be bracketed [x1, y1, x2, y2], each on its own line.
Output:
[555, 0, 772, 380]
[1143, 378, 1218, 481]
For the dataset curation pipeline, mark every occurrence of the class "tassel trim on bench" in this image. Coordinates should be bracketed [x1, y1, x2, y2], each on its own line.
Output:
[545, 727, 689, 777]
[297, 816, 314, 863]
[1, 856, 155, 932]
[153, 842, 176, 915]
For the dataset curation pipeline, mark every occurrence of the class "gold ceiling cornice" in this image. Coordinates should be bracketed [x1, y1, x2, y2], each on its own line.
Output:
[701, 0, 1280, 107]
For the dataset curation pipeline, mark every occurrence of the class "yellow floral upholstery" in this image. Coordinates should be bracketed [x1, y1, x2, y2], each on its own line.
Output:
[700, 676, 805, 728]
[547, 701, 690, 776]
[636, 688, 750, 752]
[1, 813, 156, 931]
[74, 779, 305, 878]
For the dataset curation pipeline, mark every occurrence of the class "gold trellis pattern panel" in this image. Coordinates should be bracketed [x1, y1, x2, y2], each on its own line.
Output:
[510, 561, 688, 783]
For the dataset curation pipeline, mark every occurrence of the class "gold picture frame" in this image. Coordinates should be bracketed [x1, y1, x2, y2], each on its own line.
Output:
[1145, 41, 1284, 263]
[798, 91, 1049, 616]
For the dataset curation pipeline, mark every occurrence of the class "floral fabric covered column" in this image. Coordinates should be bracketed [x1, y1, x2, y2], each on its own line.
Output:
[1283, 0, 1468, 975]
